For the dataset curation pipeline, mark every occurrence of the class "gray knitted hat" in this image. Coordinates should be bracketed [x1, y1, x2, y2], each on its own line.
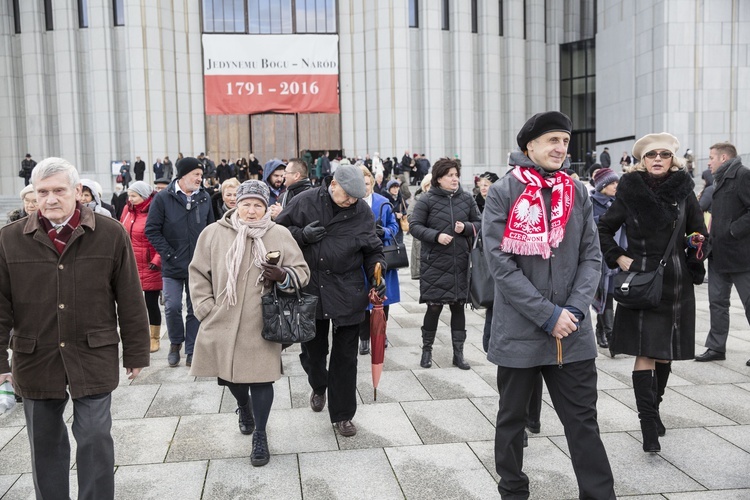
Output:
[127, 180, 154, 200]
[333, 164, 367, 198]
[236, 180, 270, 206]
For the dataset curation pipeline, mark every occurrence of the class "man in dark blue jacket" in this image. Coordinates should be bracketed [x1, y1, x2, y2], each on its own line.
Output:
[146, 157, 214, 367]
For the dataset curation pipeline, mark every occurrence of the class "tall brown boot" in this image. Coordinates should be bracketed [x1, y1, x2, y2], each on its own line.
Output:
[149, 325, 161, 353]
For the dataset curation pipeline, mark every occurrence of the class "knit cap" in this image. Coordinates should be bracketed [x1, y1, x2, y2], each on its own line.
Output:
[236, 180, 270, 206]
[593, 168, 619, 192]
[128, 180, 154, 200]
[176, 157, 203, 179]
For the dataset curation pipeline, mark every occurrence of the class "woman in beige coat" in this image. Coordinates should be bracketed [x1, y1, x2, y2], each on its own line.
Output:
[189, 180, 309, 467]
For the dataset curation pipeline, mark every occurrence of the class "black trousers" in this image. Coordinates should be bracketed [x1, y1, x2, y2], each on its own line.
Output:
[300, 319, 359, 423]
[494, 360, 615, 500]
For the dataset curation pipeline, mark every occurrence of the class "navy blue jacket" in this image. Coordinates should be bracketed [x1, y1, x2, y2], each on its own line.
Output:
[145, 180, 214, 279]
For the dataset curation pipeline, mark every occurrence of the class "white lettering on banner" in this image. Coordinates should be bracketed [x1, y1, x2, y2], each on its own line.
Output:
[202, 34, 340, 115]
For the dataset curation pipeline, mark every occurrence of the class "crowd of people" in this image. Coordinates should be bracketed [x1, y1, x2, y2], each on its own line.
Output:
[1, 116, 749, 499]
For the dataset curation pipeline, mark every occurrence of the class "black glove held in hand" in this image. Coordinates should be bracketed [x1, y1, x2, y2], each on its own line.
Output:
[375, 223, 385, 238]
[371, 280, 386, 298]
[302, 220, 327, 244]
[261, 262, 287, 283]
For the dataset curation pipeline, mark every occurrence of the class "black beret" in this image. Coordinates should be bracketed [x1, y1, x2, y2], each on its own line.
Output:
[516, 111, 572, 151]
[176, 157, 203, 179]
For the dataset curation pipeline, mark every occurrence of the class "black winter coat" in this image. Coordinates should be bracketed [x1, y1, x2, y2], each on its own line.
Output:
[598, 170, 706, 360]
[707, 157, 750, 273]
[145, 181, 215, 279]
[275, 181, 384, 325]
[410, 186, 481, 304]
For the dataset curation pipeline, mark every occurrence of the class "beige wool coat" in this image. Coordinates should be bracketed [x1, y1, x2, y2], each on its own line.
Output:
[188, 210, 310, 383]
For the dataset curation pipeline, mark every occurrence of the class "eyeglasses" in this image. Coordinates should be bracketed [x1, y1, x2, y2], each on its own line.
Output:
[644, 151, 673, 160]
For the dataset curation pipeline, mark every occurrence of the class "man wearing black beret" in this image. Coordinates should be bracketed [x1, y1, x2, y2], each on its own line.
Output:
[146, 157, 215, 368]
[482, 111, 615, 499]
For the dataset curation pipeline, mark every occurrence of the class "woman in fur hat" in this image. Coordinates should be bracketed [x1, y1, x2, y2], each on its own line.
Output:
[188, 180, 310, 467]
[598, 133, 707, 453]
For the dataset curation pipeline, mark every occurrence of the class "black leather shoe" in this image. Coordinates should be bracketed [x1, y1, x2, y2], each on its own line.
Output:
[359, 339, 370, 355]
[310, 391, 326, 412]
[250, 430, 270, 467]
[333, 420, 357, 437]
[695, 349, 726, 362]
[185, 354, 193, 367]
[168, 344, 181, 367]
[523, 430, 529, 448]
[236, 403, 255, 435]
[526, 421, 541, 434]
[746, 359, 750, 367]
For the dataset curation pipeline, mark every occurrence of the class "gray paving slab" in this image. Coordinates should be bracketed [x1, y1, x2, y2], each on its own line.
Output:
[401, 399, 495, 444]
[709, 425, 750, 454]
[0, 426, 22, 449]
[266, 407, 340, 455]
[299, 448, 403, 500]
[413, 367, 498, 399]
[671, 384, 750, 424]
[203, 455, 302, 499]
[110, 383, 159, 419]
[2, 471, 77, 500]
[145, 380, 223, 417]
[665, 490, 750, 499]
[596, 391, 641, 432]
[381, 345, 426, 371]
[114, 460, 208, 499]
[166, 413, 253, 462]
[111, 417, 178, 465]
[386, 442, 499, 500]
[130, 364, 197, 385]
[0, 428, 33, 474]
[654, 427, 750, 489]
[671, 359, 750, 385]
[472, 364, 499, 392]
[356, 369, 432, 403]
[335, 402, 422, 450]
[0, 474, 20, 498]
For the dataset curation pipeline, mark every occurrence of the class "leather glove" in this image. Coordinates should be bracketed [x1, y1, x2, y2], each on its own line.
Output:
[371, 279, 386, 299]
[302, 220, 327, 244]
[375, 223, 385, 238]
[148, 263, 159, 271]
[261, 262, 287, 283]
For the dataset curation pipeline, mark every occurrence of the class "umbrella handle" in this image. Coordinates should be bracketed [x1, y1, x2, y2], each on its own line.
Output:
[374, 262, 382, 285]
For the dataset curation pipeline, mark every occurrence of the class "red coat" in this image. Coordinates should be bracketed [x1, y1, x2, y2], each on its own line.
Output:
[121, 196, 162, 291]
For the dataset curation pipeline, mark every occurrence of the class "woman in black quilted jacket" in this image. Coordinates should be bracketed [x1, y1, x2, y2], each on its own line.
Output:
[409, 159, 481, 370]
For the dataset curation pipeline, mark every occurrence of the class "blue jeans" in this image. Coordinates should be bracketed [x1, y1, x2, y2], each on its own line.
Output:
[162, 276, 199, 355]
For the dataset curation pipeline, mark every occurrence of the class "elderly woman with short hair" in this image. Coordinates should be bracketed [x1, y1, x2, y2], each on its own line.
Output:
[213, 177, 241, 220]
[6, 184, 38, 223]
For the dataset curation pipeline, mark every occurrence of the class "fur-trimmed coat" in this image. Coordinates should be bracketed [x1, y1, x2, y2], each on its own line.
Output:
[598, 170, 706, 360]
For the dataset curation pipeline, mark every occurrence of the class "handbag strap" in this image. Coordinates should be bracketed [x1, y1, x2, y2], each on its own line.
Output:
[273, 267, 303, 301]
[659, 200, 686, 267]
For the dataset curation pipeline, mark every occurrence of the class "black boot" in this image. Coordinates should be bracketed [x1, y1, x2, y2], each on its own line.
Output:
[236, 401, 255, 435]
[603, 309, 615, 358]
[451, 330, 470, 370]
[654, 362, 671, 437]
[595, 315, 609, 348]
[359, 339, 370, 355]
[632, 370, 661, 453]
[250, 430, 270, 466]
[420, 328, 436, 368]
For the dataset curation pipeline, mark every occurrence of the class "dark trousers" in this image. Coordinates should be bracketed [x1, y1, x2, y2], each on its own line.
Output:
[705, 262, 750, 352]
[494, 360, 614, 500]
[300, 319, 359, 423]
[162, 276, 199, 355]
[24, 393, 115, 500]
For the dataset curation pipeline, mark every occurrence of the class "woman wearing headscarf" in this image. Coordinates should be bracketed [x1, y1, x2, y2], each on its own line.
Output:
[121, 180, 164, 352]
[357, 166, 401, 355]
[189, 180, 309, 467]
[598, 133, 706, 453]
[410, 158, 481, 370]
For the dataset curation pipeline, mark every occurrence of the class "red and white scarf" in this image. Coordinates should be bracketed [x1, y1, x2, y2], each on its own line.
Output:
[501, 166, 575, 259]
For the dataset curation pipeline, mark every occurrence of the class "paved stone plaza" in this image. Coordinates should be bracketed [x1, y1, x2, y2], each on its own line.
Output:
[1, 235, 749, 499]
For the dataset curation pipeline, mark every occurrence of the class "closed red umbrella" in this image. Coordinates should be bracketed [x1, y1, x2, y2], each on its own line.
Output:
[369, 263, 387, 401]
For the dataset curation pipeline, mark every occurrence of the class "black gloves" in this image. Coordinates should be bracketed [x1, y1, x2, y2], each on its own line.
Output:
[302, 220, 327, 244]
[148, 263, 159, 271]
[261, 262, 287, 283]
[371, 279, 386, 298]
[375, 223, 385, 238]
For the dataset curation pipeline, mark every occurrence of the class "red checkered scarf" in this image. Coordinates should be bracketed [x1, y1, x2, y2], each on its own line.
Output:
[39, 207, 82, 254]
[501, 166, 575, 259]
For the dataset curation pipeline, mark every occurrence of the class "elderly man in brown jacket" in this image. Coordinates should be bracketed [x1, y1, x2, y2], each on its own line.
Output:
[0, 157, 150, 500]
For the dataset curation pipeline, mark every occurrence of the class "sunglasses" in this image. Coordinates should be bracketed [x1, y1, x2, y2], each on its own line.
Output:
[644, 151, 673, 160]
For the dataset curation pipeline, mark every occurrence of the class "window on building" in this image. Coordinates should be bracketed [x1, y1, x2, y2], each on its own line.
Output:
[203, 0, 246, 33]
[471, 0, 478, 33]
[44, 0, 53, 31]
[498, 0, 503, 36]
[248, 0, 292, 33]
[295, 0, 336, 33]
[560, 38, 596, 165]
[12, 0, 21, 33]
[113, 0, 125, 26]
[409, 0, 418, 28]
[78, 0, 89, 28]
[442, 0, 449, 31]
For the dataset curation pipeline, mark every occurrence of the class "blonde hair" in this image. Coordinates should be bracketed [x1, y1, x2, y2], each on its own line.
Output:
[359, 165, 374, 182]
[220, 177, 241, 194]
[420, 173, 432, 192]
[627, 155, 685, 174]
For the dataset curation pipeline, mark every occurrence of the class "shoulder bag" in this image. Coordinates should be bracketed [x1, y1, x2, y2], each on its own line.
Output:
[613, 201, 685, 310]
[469, 225, 494, 309]
[378, 202, 409, 269]
[261, 267, 318, 344]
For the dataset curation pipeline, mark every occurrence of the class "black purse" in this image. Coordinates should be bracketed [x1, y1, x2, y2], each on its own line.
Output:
[261, 267, 318, 344]
[378, 203, 409, 269]
[469, 226, 494, 309]
[613, 202, 685, 310]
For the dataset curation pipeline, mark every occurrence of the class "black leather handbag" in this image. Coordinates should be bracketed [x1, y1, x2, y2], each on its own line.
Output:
[378, 203, 409, 269]
[613, 202, 685, 310]
[469, 227, 494, 309]
[261, 268, 318, 344]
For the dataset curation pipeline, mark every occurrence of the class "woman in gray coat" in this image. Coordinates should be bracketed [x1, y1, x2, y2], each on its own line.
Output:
[409, 159, 481, 370]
